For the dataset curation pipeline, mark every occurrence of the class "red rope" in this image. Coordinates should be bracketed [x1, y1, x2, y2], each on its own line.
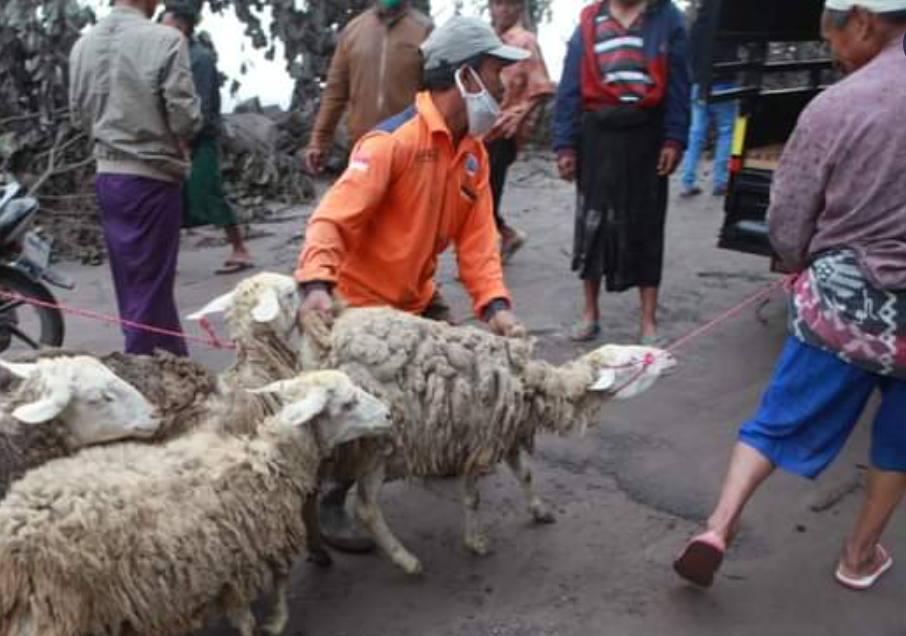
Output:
[0, 288, 235, 350]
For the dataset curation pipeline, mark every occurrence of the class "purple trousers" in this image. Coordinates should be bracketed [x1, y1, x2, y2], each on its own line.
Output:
[95, 174, 188, 356]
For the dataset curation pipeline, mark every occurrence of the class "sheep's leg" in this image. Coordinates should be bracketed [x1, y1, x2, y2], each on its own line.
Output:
[462, 473, 491, 555]
[302, 491, 333, 567]
[224, 603, 257, 636]
[354, 460, 423, 575]
[506, 448, 556, 524]
[260, 569, 290, 636]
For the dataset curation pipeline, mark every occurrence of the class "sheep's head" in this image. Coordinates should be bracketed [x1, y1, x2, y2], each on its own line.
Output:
[0, 356, 160, 445]
[186, 272, 300, 343]
[581, 345, 676, 400]
[253, 370, 392, 449]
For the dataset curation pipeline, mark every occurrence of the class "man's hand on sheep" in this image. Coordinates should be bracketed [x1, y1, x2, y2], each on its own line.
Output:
[488, 309, 525, 338]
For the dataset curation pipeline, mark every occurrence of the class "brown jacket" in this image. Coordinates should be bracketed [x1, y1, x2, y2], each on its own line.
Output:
[69, 6, 201, 182]
[308, 6, 432, 150]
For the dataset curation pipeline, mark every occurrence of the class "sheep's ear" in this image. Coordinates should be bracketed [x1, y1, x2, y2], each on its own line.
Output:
[251, 288, 281, 324]
[12, 391, 70, 424]
[279, 390, 328, 427]
[186, 292, 235, 321]
[250, 379, 295, 395]
[0, 360, 37, 380]
[588, 368, 617, 392]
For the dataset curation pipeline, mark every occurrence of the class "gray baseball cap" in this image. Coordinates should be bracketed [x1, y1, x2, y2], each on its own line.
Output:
[421, 16, 531, 71]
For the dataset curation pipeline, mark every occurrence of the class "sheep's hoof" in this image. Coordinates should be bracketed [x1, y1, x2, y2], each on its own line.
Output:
[464, 535, 492, 556]
[394, 552, 424, 576]
[260, 616, 288, 636]
[307, 546, 333, 568]
[531, 505, 556, 525]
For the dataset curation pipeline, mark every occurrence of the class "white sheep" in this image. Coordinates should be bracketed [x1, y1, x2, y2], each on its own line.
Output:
[297, 306, 676, 574]
[0, 356, 159, 499]
[0, 370, 391, 636]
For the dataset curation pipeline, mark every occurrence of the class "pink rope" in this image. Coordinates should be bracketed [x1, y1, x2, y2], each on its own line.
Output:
[600, 276, 791, 393]
[0, 288, 235, 350]
[0, 275, 791, 360]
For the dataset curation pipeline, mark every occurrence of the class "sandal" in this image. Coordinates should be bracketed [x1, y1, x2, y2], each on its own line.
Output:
[570, 319, 601, 342]
[215, 260, 256, 275]
[500, 229, 527, 264]
[639, 334, 668, 347]
[835, 544, 893, 591]
[674, 530, 726, 588]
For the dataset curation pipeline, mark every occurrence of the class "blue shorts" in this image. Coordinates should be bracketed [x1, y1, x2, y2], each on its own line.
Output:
[739, 336, 906, 479]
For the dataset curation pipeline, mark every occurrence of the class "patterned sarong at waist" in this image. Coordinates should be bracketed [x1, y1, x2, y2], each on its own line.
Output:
[790, 250, 906, 378]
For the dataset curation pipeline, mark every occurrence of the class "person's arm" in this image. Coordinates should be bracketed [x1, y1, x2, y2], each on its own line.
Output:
[308, 35, 352, 152]
[492, 34, 556, 141]
[192, 46, 219, 133]
[161, 37, 202, 141]
[663, 9, 691, 151]
[295, 134, 396, 286]
[768, 110, 834, 272]
[454, 167, 513, 320]
[553, 27, 583, 155]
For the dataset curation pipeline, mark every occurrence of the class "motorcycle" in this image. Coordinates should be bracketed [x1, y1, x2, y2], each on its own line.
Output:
[0, 181, 73, 354]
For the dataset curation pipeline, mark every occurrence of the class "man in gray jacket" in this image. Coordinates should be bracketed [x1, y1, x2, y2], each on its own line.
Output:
[70, 0, 201, 356]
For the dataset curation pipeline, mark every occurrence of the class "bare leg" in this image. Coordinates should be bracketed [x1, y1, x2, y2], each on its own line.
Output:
[506, 448, 555, 524]
[706, 442, 775, 544]
[302, 492, 332, 567]
[462, 472, 491, 555]
[839, 469, 906, 577]
[582, 279, 601, 324]
[260, 570, 291, 636]
[354, 460, 423, 574]
[224, 224, 251, 263]
[639, 286, 659, 339]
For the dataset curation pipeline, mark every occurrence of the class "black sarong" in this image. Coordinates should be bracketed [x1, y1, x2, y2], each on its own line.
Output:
[573, 105, 668, 292]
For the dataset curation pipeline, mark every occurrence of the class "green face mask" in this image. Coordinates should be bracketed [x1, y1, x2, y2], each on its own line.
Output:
[378, 0, 403, 9]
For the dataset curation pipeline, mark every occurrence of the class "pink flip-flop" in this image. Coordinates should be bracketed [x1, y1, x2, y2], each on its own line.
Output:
[835, 544, 893, 591]
[674, 530, 726, 588]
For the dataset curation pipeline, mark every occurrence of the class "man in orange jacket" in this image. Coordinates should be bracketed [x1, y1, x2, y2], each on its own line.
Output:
[296, 16, 529, 553]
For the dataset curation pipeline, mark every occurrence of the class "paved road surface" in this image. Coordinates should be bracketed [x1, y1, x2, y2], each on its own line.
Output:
[53, 155, 903, 636]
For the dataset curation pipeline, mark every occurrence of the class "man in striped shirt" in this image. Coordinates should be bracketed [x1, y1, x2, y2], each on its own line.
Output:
[554, 0, 689, 344]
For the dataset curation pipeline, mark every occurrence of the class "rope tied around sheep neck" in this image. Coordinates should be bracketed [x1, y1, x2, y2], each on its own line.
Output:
[597, 276, 790, 396]
[0, 288, 236, 351]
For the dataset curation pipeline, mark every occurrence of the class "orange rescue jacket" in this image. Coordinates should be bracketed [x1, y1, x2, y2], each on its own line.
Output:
[296, 92, 511, 317]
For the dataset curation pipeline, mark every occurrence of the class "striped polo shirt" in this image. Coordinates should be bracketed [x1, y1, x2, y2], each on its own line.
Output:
[594, 9, 654, 104]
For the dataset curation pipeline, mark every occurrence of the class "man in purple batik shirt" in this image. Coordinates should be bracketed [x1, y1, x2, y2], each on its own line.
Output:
[674, 0, 906, 592]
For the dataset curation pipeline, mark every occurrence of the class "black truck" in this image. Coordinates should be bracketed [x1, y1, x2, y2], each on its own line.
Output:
[695, 0, 838, 262]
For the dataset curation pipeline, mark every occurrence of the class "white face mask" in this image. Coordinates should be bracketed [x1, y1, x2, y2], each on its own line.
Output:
[455, 66, 501, 138]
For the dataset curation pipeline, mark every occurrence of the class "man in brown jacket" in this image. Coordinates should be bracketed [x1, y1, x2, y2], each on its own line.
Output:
[302, 0, 432, 174]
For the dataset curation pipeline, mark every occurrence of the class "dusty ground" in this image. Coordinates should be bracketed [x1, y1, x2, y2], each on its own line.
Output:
[53, 154, 903, 636]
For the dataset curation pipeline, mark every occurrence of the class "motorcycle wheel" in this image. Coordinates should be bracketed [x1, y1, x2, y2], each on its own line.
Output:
[0, 266, 65, 354]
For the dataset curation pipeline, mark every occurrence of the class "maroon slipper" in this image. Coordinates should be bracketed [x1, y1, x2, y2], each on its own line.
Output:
[674, 530, 726, 588]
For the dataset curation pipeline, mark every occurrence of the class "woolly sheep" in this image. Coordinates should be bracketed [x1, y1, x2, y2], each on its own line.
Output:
[1, 349, 217, 441]
[0, 370, 392, 636]
[186, 273, 304, 435]
[298, 306, 676, 574]
[0, 356, 159, 499]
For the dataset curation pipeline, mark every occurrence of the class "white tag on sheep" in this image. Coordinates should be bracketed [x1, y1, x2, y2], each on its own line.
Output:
[186, 291, 235, 321]
[251, 287, 281, 324]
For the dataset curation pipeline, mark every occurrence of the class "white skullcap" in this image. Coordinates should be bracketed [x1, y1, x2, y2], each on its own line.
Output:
[825, 0, 906, 11]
